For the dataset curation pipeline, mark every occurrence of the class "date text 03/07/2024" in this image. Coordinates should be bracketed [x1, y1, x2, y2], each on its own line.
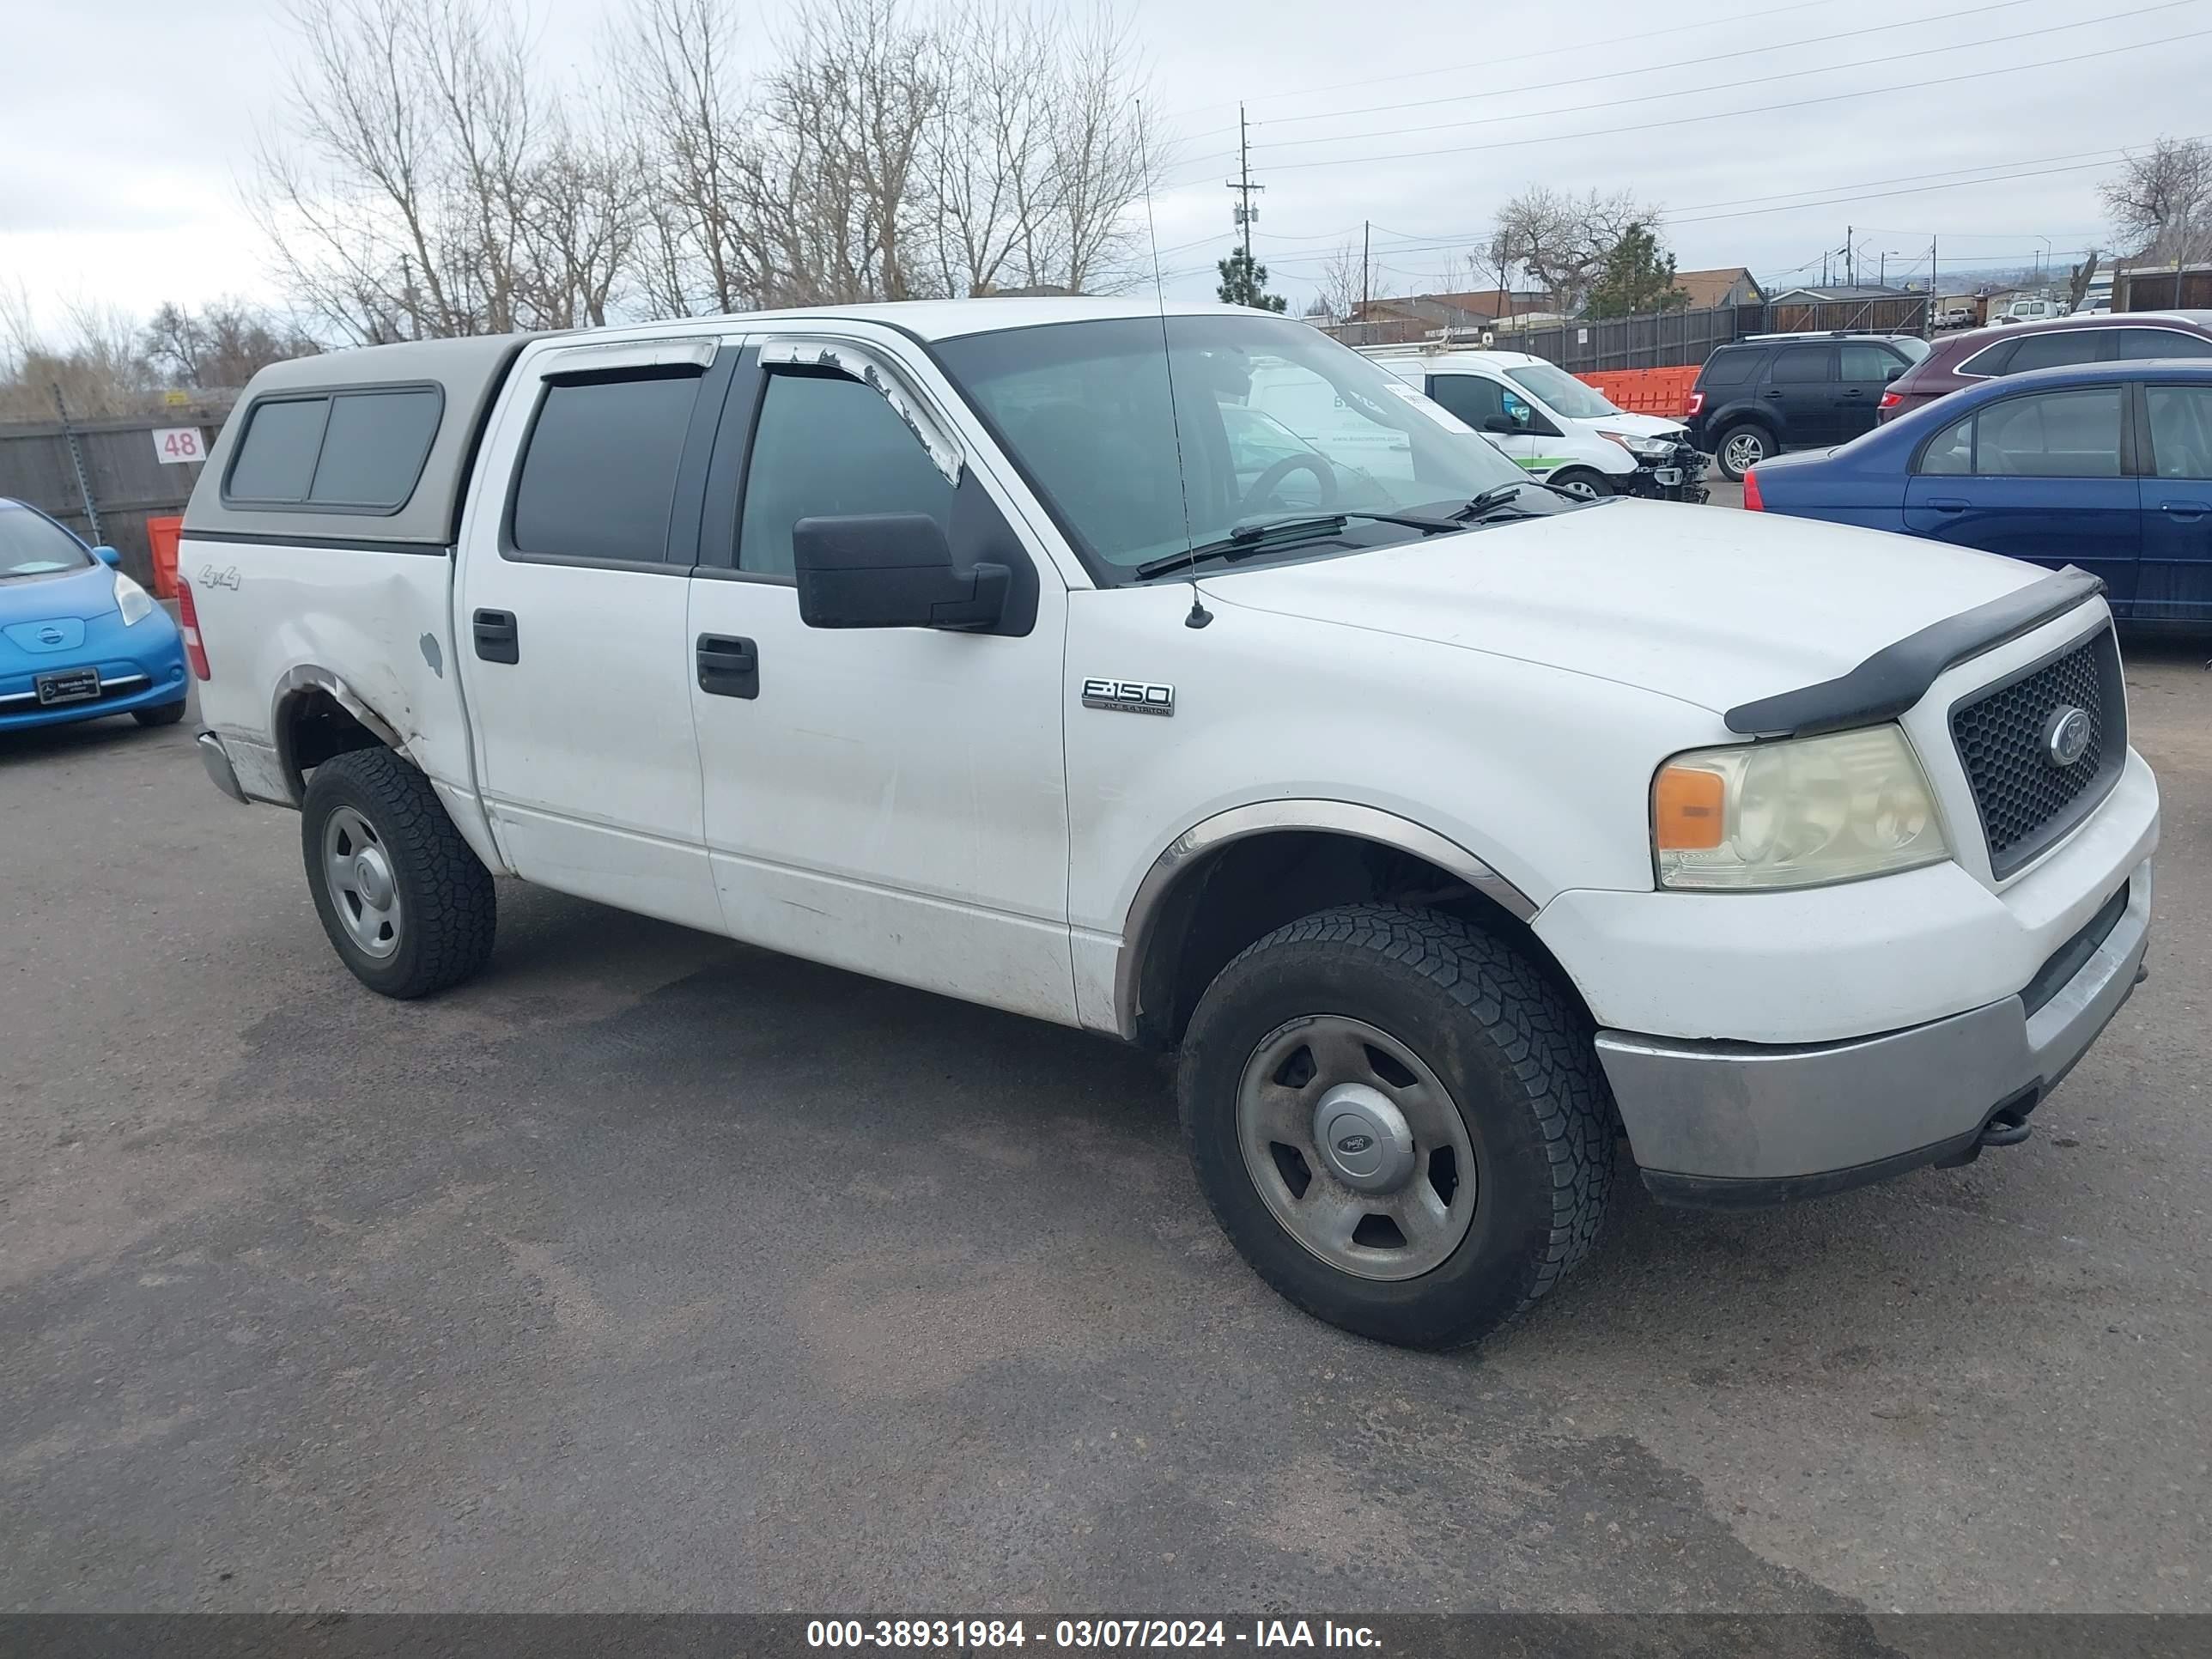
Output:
[805, 1619, 1382, 1649]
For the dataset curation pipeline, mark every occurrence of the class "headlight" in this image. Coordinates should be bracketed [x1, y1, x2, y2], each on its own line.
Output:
[113, 571, 155, 627]
[1598, 429, 1674, 459]
[1652, 725, 1948, 890]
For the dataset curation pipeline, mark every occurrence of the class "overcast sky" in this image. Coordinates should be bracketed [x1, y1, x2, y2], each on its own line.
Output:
[5, 0, 2207, 333]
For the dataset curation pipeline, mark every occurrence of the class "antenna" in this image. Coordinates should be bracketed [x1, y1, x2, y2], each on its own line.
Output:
[1136, 99, 1210, 629]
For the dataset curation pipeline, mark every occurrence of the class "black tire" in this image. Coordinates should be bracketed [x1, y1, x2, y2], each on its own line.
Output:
[301, 747, 496, 1000]
[132, 699, 187, 727]
[1179, 904, 1614, 1351]
[1548, 467, 1613, 501]
[1713, 422, 1772, 481]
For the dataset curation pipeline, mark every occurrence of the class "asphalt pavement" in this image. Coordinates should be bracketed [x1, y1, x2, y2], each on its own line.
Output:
[3, 634, 2208, 1619]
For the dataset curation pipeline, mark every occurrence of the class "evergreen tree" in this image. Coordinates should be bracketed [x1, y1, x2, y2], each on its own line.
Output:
[1218, 249, 1288, 311]
[1581, 223, 1686, 319]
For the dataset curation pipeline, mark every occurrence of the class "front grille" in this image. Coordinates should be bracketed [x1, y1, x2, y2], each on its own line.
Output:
[1950, 629, 2125, 879]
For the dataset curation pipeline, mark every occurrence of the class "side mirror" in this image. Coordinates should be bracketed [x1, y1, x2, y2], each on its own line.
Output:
[1884, 367, 1904, 382]
[1482, 415, 1518, 434]
[793, 513, 1009, 632]
[92, 544, 121, 567]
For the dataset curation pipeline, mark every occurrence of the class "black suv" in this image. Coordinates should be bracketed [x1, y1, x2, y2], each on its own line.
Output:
[1686, 333, 1921, 480]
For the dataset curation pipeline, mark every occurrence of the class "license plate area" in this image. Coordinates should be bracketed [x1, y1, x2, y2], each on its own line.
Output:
[35, 667, 101, 706]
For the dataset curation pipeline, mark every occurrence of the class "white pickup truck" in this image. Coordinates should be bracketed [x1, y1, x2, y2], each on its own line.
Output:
[182, 299, 2158, 1349]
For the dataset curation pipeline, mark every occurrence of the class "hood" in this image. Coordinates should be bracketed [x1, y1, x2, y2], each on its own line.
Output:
[1200, 499, 2050, 718]
[1573, 410, 1688, 441]
[0, 561, 116, 626]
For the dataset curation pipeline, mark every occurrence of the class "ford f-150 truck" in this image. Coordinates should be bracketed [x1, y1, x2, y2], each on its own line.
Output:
[181, 299, 2158, 1349]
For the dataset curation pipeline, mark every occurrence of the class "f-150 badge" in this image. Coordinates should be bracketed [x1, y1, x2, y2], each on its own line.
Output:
[1082, 678, 1175, 717]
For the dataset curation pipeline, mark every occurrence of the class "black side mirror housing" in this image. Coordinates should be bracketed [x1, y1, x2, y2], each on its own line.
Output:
[793, 513, 1010, 631]
[1482, 415, 1517, 434]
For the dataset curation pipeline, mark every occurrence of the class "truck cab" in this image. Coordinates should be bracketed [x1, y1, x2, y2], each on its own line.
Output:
[182, 300, 2157, 1352]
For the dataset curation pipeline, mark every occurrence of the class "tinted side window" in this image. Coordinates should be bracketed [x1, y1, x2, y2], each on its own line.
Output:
[2004, 331, 2111, 374]
[512, 371, 703, 563]
[227, 398, 330, 501]
[1771, 346, 1831, 383]
[2148, 386, 2212, 477]
[2118, 328, 2212, 360]
[1427, 374, 1507, 425]
[1838, 343, 1899, 382]
[1698, 349, 1760, 387]
[308, 388, 443, 508]
[1919, 412, 1975, 475]
[738, 373, 954, 578]
[1960, 339, 2018, 376]
[1972, 388, 2123, 477]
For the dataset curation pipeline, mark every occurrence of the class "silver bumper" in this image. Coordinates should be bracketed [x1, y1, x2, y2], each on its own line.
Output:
[1595, 860, 2152, 1206]
[197, 731, 250, 805]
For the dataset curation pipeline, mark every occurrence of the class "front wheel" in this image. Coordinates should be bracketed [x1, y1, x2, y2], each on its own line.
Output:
[1178, 905, 1615, 1350]
[1548, 468, 1613, 501]
[301, 747, 496, 999]
[1714, 422, 1771, 481]
[132, 699, 187, 727]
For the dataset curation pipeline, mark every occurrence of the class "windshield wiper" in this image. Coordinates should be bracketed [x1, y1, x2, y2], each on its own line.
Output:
[1133, 509, 1459, 580]
[1451, 484, 1539, 522]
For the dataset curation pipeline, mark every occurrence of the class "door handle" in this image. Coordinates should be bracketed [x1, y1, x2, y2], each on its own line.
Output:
[1840, 388, 1866, 399]
[1760, 389, 1785, 398]
[2160, 500, 2211, 520]
[1926, 497, 1970, 513]
[472, 608, 519, 664]
[696, 633, 759, 699]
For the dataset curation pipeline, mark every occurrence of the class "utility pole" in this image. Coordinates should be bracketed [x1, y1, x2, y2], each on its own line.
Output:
[1362, 219, 1370, 319]
[1224, 104, 1264, 295]
[1846, 226, 1854, 289]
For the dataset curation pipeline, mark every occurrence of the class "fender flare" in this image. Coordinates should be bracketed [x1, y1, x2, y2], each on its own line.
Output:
[1111, 799, 1538, 1041]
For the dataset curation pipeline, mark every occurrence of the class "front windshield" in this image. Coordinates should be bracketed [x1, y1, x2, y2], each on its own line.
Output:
[1504, 362, 1618, 419]
[934, 314, 1532, 577]
[0, 507, 95, 580]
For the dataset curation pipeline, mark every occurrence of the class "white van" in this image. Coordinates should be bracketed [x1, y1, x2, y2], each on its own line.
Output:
[1361, 348, 1706, 501]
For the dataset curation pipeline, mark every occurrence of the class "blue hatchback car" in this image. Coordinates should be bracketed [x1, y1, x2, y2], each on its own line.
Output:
[0, 498, 190, 732]
[1745, 359, 2212, 620]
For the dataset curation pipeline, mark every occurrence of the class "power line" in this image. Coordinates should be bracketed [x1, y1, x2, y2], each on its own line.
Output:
[1194, 27, 2209, 177]
[1163, 0, 1843, 120]
[1241, 0, 2187, 158]
[1236, 0, 2051, 143]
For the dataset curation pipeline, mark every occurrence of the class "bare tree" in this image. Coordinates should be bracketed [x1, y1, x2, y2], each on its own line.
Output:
[143, 301, 320, 389]
[2067, 250, 2103, 313]
[2101, 137, 2212, 264]
[1314, 240, 1364, 323]
[1490, 186, 1656, 316]
[0, 283, 158, 419]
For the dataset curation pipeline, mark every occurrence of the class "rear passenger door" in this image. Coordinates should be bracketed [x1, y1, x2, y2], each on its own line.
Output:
[1835, 343, 1902, 440]
[456, 335, 734, 927]
[2138, 380, 2212, 618]
[1765, 344, 1837, 445]
[1902, 385, 2139, 605]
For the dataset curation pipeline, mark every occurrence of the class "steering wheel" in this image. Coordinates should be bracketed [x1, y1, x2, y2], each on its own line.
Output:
[1238, 453, 1339, 516]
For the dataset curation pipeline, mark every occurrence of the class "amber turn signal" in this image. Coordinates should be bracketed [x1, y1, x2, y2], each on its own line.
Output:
[1653, 764, 1726, 851]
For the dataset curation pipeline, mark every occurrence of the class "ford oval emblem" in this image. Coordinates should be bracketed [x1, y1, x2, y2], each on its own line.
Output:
[2043, 705, 2092, 769]
[1335, 1133, 1376, 1156]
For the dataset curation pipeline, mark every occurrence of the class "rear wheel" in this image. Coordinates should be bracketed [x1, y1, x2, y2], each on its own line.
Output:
[1548, 468, 1613, 501]
[301, 747, 495, 999]
[1715, 422, 1771, 481]
[1178, 904, 1615, 1350]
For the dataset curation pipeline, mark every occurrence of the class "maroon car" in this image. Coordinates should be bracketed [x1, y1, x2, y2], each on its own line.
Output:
[1879, 309, 2212, 422]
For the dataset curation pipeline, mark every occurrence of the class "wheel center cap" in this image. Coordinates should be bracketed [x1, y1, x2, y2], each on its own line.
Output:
[353, 848, 394, 909]
[1313, 1083, 1417, 1194]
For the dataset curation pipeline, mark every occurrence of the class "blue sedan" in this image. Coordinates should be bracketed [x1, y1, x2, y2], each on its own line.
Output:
[1, 499, 190, 732]
[1744, 359, 2212, 621]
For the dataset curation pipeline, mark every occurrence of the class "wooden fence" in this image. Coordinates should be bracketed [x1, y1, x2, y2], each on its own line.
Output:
[0, 407, 230, 587]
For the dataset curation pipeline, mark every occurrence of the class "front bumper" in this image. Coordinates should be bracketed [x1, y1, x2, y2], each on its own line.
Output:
[0, 609, 188, 731]
[1626, 444, 1709, 502]
[1597, 860, 2152, 1206]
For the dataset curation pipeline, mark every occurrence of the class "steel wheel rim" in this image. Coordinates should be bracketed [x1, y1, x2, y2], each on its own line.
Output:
[1724, 432, 1764, 472]
[1236, 1014, 1479, 1282]
[323, 805, 402, 959]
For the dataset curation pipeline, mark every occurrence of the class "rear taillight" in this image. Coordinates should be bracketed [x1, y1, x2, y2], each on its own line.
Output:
[1685, 391, 1705, 417]
[1741, 469, 1764, 511]
[1878, 391, 1901, 410]
[176, 573, 211, 679]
